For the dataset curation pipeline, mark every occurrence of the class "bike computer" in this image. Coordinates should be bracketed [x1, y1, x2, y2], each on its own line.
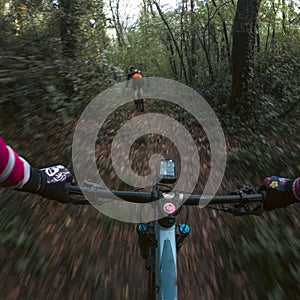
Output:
[158, 159, 177, 184]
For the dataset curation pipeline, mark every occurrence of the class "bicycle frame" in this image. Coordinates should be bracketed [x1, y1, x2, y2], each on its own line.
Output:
[143, 214, 190, 299]
[140, 188, 184, 300]
[154, 221, 177, 299]
[142, 185, 179, 299]
[68, 183, 265, 299]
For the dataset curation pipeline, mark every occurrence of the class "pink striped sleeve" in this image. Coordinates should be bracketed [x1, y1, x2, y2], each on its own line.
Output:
[0, 137, 30, 188]
[0, 137, 10, 175]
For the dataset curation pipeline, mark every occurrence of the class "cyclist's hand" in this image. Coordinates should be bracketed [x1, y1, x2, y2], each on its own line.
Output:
[260, 176, 299, 211]
[22, 165, 72, 203]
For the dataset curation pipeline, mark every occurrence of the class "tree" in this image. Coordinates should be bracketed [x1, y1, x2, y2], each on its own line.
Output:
[152, 0, 188, 83]
[229, 0, 260, 117]
[108, 0, 126, 47]
[60, 0, 77, 58]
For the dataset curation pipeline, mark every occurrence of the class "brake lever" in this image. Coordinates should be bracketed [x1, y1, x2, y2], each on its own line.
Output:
[226, 186, 263, 215]
[225, 203, 263, 216]
[69, 197, 91, 205]
[231, 186, 255, 195]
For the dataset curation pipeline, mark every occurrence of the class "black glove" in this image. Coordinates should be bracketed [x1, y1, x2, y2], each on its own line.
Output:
[22, 165, 72, 203]
[260, 176, 299, 211]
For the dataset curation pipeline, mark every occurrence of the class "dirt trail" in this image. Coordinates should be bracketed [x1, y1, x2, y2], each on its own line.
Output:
[0, 101, 299, 299]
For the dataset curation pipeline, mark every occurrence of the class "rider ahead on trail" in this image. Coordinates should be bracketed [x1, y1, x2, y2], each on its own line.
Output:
[127, 67, 143, 81]
[126, 66, 144, 112]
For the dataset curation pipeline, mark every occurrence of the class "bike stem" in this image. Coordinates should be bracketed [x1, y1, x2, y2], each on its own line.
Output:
[152, 183, 178, 299]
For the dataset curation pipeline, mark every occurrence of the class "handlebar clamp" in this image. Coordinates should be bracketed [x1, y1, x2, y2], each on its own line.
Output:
[228, 186, 263, 216]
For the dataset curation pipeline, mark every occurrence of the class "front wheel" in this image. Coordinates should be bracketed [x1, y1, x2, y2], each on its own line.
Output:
[147, 246, 156, 299]
[148, 270, 156, 300]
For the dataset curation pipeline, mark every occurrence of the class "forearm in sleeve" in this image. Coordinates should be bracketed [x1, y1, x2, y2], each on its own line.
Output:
[0, 137, 31, 188]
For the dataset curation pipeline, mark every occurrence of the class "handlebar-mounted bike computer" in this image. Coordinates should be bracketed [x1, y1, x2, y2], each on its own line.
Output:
[158, 159, 177, 184]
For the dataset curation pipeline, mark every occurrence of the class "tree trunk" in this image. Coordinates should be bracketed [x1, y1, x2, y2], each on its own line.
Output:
[229, 0, 260, 117]
[189, 0, 197, 83]
[153, 0, 188, 83]
[109, 0, 126, 47]
[211, 0, 231, 67]
[60, 0, 77, 58]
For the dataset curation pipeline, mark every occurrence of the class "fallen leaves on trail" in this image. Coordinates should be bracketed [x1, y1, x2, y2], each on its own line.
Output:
[0, 99, 299, 299]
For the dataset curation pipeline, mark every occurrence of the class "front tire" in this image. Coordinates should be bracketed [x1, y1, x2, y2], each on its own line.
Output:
[147, 246, 156, 299]
[148, 270, 156, 300]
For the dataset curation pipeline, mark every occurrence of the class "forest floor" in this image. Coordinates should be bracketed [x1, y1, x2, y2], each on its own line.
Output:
[0, 99, 299, 299]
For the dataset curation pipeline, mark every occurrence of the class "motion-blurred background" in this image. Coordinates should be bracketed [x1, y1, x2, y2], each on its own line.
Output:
[0, 0, 299, 299]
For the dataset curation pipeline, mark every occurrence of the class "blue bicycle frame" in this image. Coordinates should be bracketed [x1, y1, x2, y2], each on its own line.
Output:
[155, 222, 177, 299]
[68, 183, 265, 299]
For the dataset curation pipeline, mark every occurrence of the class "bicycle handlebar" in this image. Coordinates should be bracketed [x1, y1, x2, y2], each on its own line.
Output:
[184, 192, 265, 205]
[67, 184, 266, 206]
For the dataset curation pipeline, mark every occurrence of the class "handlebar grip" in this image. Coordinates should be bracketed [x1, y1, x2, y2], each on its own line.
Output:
[260, 190, 267, 200]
